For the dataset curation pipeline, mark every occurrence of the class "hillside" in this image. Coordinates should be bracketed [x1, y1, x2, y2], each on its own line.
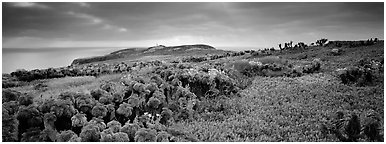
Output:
[2, 40, 384, 142]
[71, 44, 217, 65]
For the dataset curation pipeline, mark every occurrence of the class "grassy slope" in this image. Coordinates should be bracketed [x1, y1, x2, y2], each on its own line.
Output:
[168, 43, 384, 141]
[71, 44, 223, 65]
[274, 42, 384, 73]
[76, 49, 231, 67]
[9, 74, 126, 101]
[172, 73, 383, 141]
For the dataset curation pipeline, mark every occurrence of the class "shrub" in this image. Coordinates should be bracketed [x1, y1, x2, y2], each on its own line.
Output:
[20, 127, 42, 142]
[88, 117, 107, 132]
[101, 130, 130, 142]
[321, 111, 383, 142]
[127, 94, 140, 108]
[39, 98, 56, 114]
[75, 94, 96, 120]
[116, 102, 133, 125]
[71, 112, 87, 134]
[146, 82, 159, 93]
[68, 134, 82, 142]
[150, 75, 164, 86]
[302, 58, 321, 74]
[107, 120, 122, 133]
[134, 128, 157, 142]
[50, 100, 77, 131]
[112, 92, 124, 104]
[2, 80, 23, 88]
[91, 103, 108, 118]
[362, 111, 383, 141]
[100, 129, 114, 142]
[3, 101, 19, 115]
[120, 123, 140, 142]
[17, 105, 44, 139]
[43, 112, 57, 129]
[90, 88, 110, 101]
[103, 104, 116, 123]
[147, 97, 161, 109]
[58, 91, 77, 105]
[39, 127, 57, 142]
[156, 131, 171, 142]
[2, 89, 21, 103]
[116, 102, 133, 117]
[2, 109, 19, 142]
[79, 124, 101, 142]
[133, 82, 146, 93]
[100, 82, 115, 93]
[233, 59, 294, 77]
[336, 66, 374, 86]
[112, 132, 130, 142]
[56, 130, 77, 142]
[98, 94, 113, 105]
[316, 38, 328, 46]
[345, 114, 361, 141]
[331, 48, 343, 56]
[18, 93, 34, 106]
[160, 108, 173, 125]
[182, 56, 207, 63]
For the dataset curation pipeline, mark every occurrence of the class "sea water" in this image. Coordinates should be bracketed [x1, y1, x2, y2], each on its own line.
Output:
[2, 47, 125, 74]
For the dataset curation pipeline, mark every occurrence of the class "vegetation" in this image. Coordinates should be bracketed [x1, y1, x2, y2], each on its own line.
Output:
[2, 38, 383, 142]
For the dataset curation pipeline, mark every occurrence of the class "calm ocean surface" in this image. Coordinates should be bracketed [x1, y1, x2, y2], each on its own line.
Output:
[2, 47, 125, 74]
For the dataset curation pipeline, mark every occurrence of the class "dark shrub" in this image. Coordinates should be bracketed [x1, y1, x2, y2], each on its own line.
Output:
[337, 66, 374, 86]
[18, 93, 34, 106]
[90, 88, 110, 101]
[2, 108, 19, 142]
[331, 48, 343, 56]
[2, 89, 21, 103]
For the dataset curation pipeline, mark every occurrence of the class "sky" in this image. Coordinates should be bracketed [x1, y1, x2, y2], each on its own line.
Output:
[2, 2, 384, 50]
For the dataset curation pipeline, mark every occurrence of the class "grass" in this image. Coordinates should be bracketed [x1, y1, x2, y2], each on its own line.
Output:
[8, 74, 124, 101]
[275, 42, 384, 74]
[169, 73, 383, 142]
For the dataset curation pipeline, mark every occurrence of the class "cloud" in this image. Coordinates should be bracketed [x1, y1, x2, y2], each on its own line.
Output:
[66, 11, 102, 24]
[65, 11, 128, 33]
[2, 2, 384, 48]
[118, 28, 128, 32]
[102, 24, 113, 29]
[10, 2, 50, 9]
[102, 24, 128, 33]
[77, 2, 91, 8]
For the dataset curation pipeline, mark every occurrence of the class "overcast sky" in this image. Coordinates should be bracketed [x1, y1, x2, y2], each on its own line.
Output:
[2, 2, 384, 49]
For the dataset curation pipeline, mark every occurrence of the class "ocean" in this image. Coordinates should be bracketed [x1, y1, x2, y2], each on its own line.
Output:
[2, 46, 261, 74]
[2, 47, 125, 74]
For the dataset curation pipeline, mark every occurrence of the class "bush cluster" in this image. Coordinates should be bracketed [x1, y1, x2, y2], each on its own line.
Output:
[153, 63, 240, 99]
[320, 111, 383, 142]
[182, 51, 246, 63]
[330, 48, 343, 56]
[336, 58, 383, 86]
[278, 41, 307, 51]
[326, 38, 380, 48]
[233, 57, 321, 78]
[2, 74, 24, 88]
[182, 56, 207, 63]
[8, 60, 165, 82]
[316, 38, 328, 46]
[2, 76, 205, 142]
[250, 49, 273, 57]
